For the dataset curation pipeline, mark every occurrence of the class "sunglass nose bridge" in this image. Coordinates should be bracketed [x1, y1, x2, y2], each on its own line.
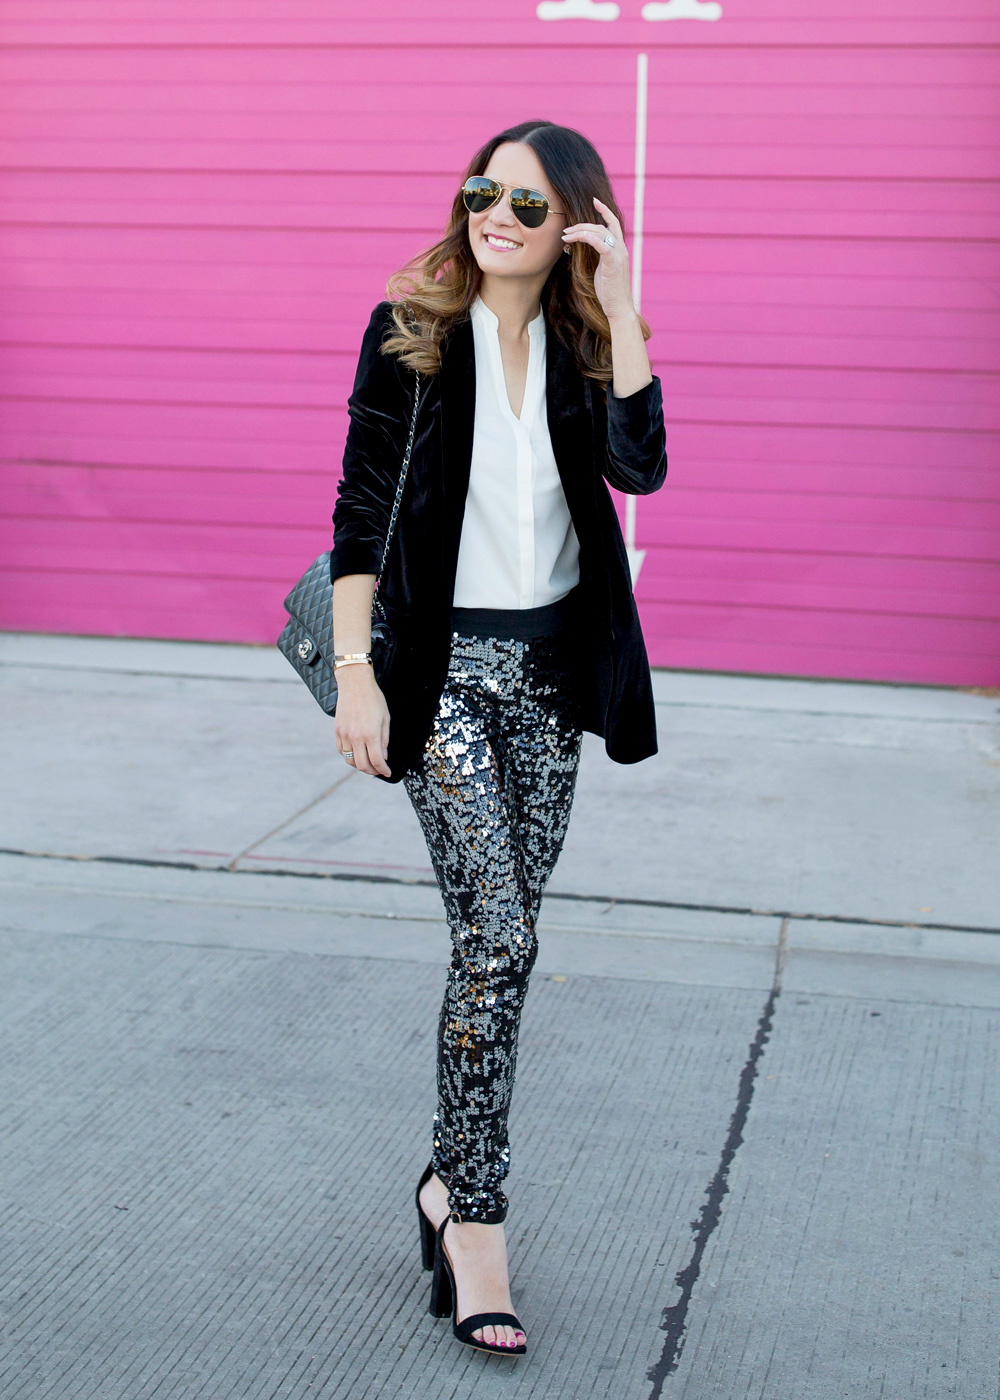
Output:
[494, 186, 518, 219]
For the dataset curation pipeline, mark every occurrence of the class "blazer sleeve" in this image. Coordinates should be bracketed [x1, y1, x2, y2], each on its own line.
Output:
[329, 301, 413, 583]
[601, 373, 668, 496]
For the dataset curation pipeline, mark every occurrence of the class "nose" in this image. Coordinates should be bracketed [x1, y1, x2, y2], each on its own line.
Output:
[490, 190, 518, 226]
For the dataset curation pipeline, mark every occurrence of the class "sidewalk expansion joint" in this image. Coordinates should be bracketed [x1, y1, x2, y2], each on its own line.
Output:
[1, 847, 997, 939]
[646, 918, 789, 1396]
[224, 770, 358, 872]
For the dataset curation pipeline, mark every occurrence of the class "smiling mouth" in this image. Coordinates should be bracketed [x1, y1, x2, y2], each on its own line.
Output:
[484, 232, 522, 251]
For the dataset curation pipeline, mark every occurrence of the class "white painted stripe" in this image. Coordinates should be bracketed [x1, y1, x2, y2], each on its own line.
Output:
[631, 50, 648, 315]
[626, 51, 649, 580]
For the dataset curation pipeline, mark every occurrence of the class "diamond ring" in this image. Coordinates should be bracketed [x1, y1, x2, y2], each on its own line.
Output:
[343, 750, 354, 760]
[604, 234, 616, 248]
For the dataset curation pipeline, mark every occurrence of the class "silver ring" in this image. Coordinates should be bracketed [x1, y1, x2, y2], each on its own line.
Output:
[604, 233, 616, 248]
[342, 750, 354, 760]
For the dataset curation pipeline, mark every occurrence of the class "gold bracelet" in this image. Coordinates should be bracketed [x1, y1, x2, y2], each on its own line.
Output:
[333, 653, 373, 672]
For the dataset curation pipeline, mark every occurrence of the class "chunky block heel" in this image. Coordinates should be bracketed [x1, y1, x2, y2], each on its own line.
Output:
[428, 1227, 454, 1318]
[415, 1162, 438, 1272]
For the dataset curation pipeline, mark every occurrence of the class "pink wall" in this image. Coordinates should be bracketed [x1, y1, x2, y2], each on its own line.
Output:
[1, 0, 998, 685]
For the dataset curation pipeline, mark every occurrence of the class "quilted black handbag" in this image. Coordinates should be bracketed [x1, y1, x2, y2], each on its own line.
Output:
[277, 370, 422, 715]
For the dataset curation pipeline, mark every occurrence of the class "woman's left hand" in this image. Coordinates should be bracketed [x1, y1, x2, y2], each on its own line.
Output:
[561, 197, 636, 324]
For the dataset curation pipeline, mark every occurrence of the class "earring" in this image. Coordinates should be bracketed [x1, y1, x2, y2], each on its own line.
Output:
[563, 245, 572, 255]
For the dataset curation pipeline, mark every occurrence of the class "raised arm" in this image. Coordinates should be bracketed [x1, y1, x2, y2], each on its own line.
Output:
[560, 197, 668, 497]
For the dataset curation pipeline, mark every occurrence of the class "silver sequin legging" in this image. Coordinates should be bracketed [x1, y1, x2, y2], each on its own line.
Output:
[403, 628, 583, 1224]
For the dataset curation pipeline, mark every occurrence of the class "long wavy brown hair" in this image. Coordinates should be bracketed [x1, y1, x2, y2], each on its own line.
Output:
[382, 120, 650, 382]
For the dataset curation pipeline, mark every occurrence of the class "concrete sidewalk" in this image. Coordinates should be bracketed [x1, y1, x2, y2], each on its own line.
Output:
[1, 632, 998, 1399]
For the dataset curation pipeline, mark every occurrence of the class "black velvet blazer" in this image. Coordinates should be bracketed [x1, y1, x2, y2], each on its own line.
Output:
[330, 300, 668, 784]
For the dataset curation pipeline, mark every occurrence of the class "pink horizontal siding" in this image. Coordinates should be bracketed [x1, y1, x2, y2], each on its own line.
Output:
[1, 3, 998, 685]
[1, 11, 998, 47]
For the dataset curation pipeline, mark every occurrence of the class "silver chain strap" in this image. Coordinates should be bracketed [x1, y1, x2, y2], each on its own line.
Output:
[373, 370, 422, 602]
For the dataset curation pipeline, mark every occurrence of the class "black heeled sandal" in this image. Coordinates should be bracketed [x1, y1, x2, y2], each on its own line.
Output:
[428, 1215, 527, 1356]
[415, 1162, 438, 1271]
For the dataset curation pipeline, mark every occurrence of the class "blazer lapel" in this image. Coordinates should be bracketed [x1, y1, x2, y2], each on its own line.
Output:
[438, 316, 476, 587]
[545, 324, 593, 525]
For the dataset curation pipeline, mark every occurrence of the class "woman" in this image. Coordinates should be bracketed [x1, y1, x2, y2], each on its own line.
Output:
[329, 120, 667, 1357]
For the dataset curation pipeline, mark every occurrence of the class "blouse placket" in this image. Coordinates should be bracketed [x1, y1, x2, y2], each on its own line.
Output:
[456, 296, 578, 612]
[479, 304, 544, 609]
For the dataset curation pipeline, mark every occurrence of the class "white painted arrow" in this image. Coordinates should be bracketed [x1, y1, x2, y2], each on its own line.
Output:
[626, 52, 648, 588]
[536, 0, 620, 17]
[642, 0, 722, 19]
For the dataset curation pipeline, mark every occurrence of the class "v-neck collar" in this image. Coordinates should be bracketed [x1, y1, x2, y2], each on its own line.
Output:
[470, 295, 545, 427]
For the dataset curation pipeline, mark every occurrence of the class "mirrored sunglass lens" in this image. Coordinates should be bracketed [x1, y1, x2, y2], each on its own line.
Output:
[510, 188, 548, 227]
[462, 178, 500, 213]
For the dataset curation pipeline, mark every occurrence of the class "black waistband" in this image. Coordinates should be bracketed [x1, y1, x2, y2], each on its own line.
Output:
[451, 586, 581, 641]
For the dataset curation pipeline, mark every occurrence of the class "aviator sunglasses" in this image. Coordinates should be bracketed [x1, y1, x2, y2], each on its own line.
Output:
[461, 176, 565, 229]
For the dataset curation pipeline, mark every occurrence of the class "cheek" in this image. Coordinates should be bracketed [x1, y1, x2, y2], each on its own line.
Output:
[466, 216, 487, 265]
[527, 224, 566, 266]
[468, 215, 494, 252]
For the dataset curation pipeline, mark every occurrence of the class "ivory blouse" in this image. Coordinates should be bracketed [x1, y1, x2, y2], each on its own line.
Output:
[452, 296, 581, 610]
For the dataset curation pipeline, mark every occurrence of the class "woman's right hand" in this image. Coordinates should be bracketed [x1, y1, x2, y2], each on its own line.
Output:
[333, 666, 391, 778]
